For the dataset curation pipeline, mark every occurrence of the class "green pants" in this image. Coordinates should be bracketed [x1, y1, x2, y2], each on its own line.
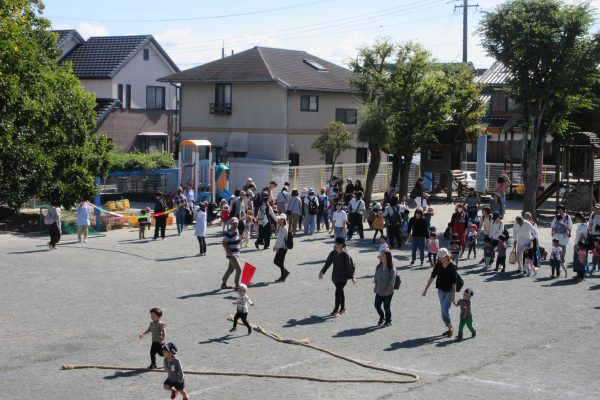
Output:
[458, 315, 476, 335]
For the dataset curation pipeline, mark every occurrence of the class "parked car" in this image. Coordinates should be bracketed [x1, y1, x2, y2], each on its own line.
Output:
[464, 171, 487, 190]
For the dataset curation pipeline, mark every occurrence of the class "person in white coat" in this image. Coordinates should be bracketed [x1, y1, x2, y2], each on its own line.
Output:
[513, 216, 538, 273]
[551, 206, 572, 268]
[76, 201, 91, 243]
[195, 203, 208, 256]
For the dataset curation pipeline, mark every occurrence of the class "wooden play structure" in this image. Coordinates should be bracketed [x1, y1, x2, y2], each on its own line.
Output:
[537, 132, 600, 211]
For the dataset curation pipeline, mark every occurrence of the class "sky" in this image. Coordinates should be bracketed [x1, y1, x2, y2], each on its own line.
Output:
[45, 0, 600, 71]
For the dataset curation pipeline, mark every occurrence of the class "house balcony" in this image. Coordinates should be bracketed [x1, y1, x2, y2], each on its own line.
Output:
[210, 102, 232, 114]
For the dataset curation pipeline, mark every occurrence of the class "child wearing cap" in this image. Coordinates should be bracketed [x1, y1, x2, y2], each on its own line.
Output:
[220, 204, 230, 233]
[466, 224, 478, 259]
[455, 289, 476, 340]
[162, 342, 189, 400]
[139, 307, 166, 369]
[230, 284, 254, 334]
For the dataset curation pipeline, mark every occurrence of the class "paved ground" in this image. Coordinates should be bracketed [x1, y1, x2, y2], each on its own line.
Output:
[1, 201, 599, 400]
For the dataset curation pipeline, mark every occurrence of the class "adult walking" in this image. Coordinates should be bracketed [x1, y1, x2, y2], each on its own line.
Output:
[422, 248, 457, 337]
[463, 188, 481, 221]
[76, 201, 91, 243]
[222, 217, 242, 289]
[317, 187, 330, 232]
[331, 202, 348, 240]
[153, 192, 168, 240]
[304, 188, 319, 236]
[384, 196, 404, 249]
[449, 204, 468, 253]
[319, 238, 357, 316]
[276, 186, 289, 216]
[588, 204, 600, 241]
[373, 251, 396, 326]
[46, 205, 61, 250]
[195, 202, 207, 256]
[490, 193, 504, 218]
[490, 213, 505, 247]
[523, 212, 540, 268]
[551, 206, 573, 268]
[173, 187, 189, 236]
[287, 189, 302, 233]
[343, 177, 355, 204]
[273, 215, 290, 282]
[513, 216, 538, 274]
[408, 208, 428, 265]
[347, 191, 365, 240]
[255, 201, 277, 250]
[496, 173, 511, 205]
[410, 177, 425, 208]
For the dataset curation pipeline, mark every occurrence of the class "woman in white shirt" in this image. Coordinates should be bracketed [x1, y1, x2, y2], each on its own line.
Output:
[330, 202, 348, 241]
[490, 214, 505, 246]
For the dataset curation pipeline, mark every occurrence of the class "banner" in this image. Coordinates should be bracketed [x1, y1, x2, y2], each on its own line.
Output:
[85, 201, 176, 219]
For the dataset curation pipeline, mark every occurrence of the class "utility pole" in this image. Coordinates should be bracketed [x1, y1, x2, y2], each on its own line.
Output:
[454, 0, 479, 63]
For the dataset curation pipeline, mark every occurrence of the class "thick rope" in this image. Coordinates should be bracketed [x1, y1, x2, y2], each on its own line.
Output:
[62, 316, 419, 385]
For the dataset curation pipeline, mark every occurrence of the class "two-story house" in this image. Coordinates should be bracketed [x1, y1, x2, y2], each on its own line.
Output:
[159, 46, 366, 166]
[53, 30, 180, 153]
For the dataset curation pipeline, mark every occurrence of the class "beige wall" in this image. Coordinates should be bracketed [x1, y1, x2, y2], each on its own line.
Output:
[80, 79, 113, 98]
[181, 82, 287, 130]
[181, 130, 287, 161]
[288, 90, 361, 130]
[288, 133, 364, 165]
[115, 43, 178, 110]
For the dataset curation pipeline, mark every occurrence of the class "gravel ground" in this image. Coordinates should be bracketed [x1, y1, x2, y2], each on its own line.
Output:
[1, 201, 599, 400]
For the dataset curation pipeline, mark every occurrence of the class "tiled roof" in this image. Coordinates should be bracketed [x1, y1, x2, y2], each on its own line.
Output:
[52, 29, 79, 46]
[94, 98, 121, 125]
[160, 46, 356, 93]
[476, 61, 511, 86]
[61, 35, 179, 79]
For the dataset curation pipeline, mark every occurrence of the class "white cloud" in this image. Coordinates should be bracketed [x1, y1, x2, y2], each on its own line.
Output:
[52, 22, 109, 38]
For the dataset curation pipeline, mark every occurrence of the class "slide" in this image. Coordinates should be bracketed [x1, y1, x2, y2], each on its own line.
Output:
[217, 189, 233, 202]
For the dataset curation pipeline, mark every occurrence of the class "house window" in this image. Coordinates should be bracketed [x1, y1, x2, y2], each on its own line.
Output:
[427, 148, 444, 161]
[491, 90, 507, 113]
[143, 48, 149, 61]
[325, 153, 333, 165]
[289, 153, 300, 166]
[356, 148, 368, 163]
[117, 84, 123, 106]
[300, 95, 318, 112]
[211, 83, 232, 114]
[146, 86, 165, 109]
[126, 84, 131, 109]
[139, 137, 166, 153]
[335, 108, 357, 124]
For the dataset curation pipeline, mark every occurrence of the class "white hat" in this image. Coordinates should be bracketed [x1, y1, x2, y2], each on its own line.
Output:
[246, 178, 253, 182]
[437, 248, 450, 259]
[230, 217, 239, 224]
[308, 187, 315, 193]
[277, 214, 287, 221]
[374, 203, 382, 210]
[238, 283, 247, 291]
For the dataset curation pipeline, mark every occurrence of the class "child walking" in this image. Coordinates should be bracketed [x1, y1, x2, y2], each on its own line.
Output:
[494, 235, 507, 272]
[230, 283, 254, 335]
[573, 240, 588, 281]
[427, 232, 439, 266]
[378, 235, 389, 256]
[549, 238, 564, 278]
[450, 233, 461, 266]
[455, 288, 476, 340]
[466, 224, 478, 259]
[138, 209, 149, 239]
[139, 307, 166, 369]
[241, 212, 256, 248]
[483, 236, 494, 270]
[523, 241, 537, 276]
[162, 342, 189, 400]
[371, 203, 385, 243]
[220, 204, 230, 233]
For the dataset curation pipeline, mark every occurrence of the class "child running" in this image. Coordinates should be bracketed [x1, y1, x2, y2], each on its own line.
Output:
[162, 342, 189, 400]
[494, 235, 507, 272]
[549, 238, 564, 278]
[230, 284, 254, 335]
[483, 236, 494, 271]
[427, 232, 439, 266]
[139, 307, 166, 369]
[455, 288, 476, 340]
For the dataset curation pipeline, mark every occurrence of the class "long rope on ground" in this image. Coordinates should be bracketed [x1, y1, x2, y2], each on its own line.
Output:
[62, 316, 420, 385]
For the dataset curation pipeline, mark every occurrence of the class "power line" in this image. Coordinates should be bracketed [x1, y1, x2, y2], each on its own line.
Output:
[46, 0, 333, 23]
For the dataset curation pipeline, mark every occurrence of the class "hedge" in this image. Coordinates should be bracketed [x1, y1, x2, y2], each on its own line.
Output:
[108, 151, 175, 172]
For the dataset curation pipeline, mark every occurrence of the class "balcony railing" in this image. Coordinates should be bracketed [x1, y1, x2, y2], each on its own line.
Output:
[210, 102, 232, 114]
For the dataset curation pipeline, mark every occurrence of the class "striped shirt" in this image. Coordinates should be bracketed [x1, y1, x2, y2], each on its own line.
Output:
[149, 321, 165, 343]
[223, 228, 241, 257]
[173, 194, 187, 209]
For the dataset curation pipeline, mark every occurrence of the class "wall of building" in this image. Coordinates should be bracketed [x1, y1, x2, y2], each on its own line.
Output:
[80, 79, 113, 98]
[287, 90, 361, 130]
[115, 43, 178, 110]
[97, 109, 177, 152]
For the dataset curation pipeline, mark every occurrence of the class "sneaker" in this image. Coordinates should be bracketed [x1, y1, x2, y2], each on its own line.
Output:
[229, 327, 236, 332]
[162, 237, 166, 240]
[283, 270, 290, 281]
[247, 327, 252, 335]
[456, 334, 463, 340]
[147, 364, 157, 369]
[410, 261, 415, 265]
[383, 322, 392, 327]
[339, 308, 347, 315]
[170, 389, 177, 399]
[377, 318, 384, 325]
[221, 283, 232, 289]
[254, 242, 259, 250]
[83, 239, 88, 243]
[472, 331, 476, 338]
[330, 309, 339, 316]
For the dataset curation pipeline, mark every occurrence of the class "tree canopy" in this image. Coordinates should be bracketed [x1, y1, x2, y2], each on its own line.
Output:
[311, 121, 354, 181]
[479, 0, 600, 215]
[0, 0, 112, 210]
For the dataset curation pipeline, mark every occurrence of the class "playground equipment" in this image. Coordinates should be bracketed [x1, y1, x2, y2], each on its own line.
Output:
[178, 140, 215, 203]
[215, 163, 233, 201]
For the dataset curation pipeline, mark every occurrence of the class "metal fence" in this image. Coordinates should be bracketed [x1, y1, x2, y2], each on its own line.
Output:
[461, 161, 556, 192]
[287, 162, 421, 193]
[98, 169, 178, 197]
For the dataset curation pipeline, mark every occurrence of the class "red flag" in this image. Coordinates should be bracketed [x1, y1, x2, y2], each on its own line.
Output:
[241, 262, 256, 286]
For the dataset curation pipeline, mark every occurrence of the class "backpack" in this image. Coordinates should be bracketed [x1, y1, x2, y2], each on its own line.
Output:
[400, 219, 409, 234]
[286, 231, 294, 249]
[387, 206, 402, 228]
[318, 195, 327, 213]
[502, 228, 510, 241]
[455, 271, 464, 292]
[308, 196, 318, 215]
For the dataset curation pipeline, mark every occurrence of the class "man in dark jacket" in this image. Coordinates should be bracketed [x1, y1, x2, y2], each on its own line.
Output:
[153, 192, 168, 240]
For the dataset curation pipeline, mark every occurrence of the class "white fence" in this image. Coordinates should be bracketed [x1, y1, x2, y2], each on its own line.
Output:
[461, 161, 556, 192]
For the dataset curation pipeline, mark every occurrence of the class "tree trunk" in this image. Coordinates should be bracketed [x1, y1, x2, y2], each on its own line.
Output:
[391, 156, 401, 190]
[398, 153, 413, 196]
[363, 144, 381, 205]
[522, 129, 545, 219]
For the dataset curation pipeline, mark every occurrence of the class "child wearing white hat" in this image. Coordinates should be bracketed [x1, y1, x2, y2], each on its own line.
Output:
[230, 284, 254, 335]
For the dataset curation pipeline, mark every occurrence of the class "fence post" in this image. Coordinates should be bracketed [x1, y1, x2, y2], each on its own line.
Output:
[95, 177, 101, 232]
[384, 164, 388, 190]
[294, 168, 297, 189]
[319, 166, 323, 188]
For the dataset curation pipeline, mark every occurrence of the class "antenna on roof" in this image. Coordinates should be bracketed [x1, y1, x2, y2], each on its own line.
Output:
[222, 40, 225, 59]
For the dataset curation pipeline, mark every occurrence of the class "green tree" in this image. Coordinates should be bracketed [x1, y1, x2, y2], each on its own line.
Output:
[479, 0, 600, 216]
[350, 40, 395, 204]
[0, 0, 112, 210]
[311, 121, 354, 181]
